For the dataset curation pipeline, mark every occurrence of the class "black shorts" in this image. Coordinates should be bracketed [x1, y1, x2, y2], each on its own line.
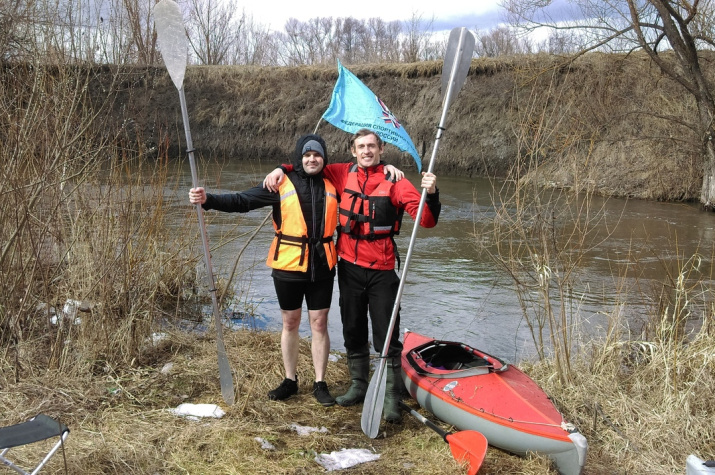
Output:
[273, 277, 335, 311]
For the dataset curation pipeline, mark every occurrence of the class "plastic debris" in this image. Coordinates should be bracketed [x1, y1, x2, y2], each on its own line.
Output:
[254, 437, 276, 450]
[169, 403, 225, 420]
[315, 448, 380, 471]
[290, 423, 328, 436]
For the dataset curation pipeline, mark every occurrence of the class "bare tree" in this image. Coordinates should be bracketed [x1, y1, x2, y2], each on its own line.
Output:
[258, 31, 284, 66]
[122, 0, 156, 65]
[401, 12, 434, 62]
[542, 30, 580, 54]
[1, 0, 106, 63]
[281, 17, 340, 65]
[229, 12, 274, 65]
[504, 0, 715, 210]
[370, 18, 402, 62]
[336, 17, 364, 64]
[186, 0, 243, 65]
[1, 0, 35, 61]
[307, 17, 338, 64]
[475, 25, 533, 56]
[2, 3, 442, 67]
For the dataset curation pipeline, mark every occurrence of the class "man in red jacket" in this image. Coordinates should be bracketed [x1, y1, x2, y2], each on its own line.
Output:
[264, 128, 440, 423]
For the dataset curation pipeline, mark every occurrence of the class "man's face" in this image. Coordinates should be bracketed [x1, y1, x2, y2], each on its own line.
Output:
[351, 134, 383, 168]
[302, 151, 324, 175]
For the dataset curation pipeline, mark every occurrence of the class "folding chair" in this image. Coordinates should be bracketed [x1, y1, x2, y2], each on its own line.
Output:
[0, 414, 69, 475]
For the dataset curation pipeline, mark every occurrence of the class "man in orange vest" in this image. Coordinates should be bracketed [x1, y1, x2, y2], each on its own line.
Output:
[189, 134, 340, 406]
[264, 128, 440, 422]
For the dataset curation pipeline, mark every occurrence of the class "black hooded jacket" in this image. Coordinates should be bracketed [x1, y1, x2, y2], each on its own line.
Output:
[202, 134, 334, 282]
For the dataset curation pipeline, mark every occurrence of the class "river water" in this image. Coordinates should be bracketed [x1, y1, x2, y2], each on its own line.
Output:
[168, 160, 715, 362]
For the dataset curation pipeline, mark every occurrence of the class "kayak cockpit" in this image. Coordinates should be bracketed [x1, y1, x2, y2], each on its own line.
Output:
[405, 339, 508, 379]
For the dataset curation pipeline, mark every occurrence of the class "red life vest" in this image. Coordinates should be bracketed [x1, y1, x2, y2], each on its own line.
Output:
[338, 164, 404, 240]
[267, 177, 338, 272]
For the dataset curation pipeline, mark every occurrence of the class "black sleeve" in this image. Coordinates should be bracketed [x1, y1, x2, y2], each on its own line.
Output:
[425, 189, 441, 224]
[203, 185, 279, 213]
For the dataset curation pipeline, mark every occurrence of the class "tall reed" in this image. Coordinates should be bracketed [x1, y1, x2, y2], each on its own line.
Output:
[0, 62, 198, 383]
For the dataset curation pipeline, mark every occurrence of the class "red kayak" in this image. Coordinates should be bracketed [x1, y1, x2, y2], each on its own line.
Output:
[401, 330, 587, 475]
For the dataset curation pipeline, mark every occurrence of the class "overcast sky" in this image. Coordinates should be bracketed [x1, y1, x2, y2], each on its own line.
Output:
[242, 1, 507, 33]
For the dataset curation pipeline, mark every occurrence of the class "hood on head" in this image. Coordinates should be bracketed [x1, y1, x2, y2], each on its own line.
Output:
[293, 133, 328, 175]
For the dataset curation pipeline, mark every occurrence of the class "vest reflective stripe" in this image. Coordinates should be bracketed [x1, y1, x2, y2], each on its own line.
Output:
[338, 165, 402, 240]
[266, 177, 338, 272]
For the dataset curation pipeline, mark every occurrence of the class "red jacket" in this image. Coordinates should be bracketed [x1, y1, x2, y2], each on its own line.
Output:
[283, 162, 441, 270]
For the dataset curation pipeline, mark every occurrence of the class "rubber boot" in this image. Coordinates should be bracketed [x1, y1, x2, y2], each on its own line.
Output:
[336, 346, 370, 407]
[383, 356, 403, 423]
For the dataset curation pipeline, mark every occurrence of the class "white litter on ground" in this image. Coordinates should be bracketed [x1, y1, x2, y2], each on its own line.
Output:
[49, 299, 82, 325]
[328, 354, 341, 362]
[152, 332, 168, 344]
[290, 423, 328, 436]
[169, 403, 225, 420]
[63, 299, 81, 319]
[315, 448, 381, 471]
[254, 437, 276, 450]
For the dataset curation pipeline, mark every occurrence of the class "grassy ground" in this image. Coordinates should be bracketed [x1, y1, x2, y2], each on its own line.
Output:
[2, 321, 713, 474]
[1, 328, 555, 474]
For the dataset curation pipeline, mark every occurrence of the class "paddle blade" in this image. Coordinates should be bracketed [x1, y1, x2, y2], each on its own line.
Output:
[360, 361, 387, 438]
[214, 308, 235, 405]
[446, 431, 488, 475]
[153, 0, 188, 90]
[441, 27, 475, 108]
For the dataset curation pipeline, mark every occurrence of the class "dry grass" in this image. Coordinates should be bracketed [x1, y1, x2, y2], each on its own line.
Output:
[0, 329, 546, 474]
[526, 317, 715, 474]
[4, 320, 714, 474]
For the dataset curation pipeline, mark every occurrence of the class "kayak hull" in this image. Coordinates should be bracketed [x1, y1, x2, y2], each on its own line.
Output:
[401, 330, 587, 475]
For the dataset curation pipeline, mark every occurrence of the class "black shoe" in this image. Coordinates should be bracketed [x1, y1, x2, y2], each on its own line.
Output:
[312, 381, 336, 407]
[268, 377, 298, 401]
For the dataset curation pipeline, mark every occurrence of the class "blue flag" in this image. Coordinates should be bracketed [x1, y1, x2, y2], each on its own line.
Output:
[322, 60, 422, 171]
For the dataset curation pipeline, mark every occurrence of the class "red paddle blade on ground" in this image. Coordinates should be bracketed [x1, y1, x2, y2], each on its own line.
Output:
[446, 430, 488, 475]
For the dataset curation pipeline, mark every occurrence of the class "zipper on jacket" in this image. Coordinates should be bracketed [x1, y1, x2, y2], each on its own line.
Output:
[309, 177, 317, 282]
[353, 167, 366, 264]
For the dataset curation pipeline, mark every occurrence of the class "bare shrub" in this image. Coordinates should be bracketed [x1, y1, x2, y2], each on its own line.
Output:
[475, 63, 620, 384]
[0, 62, 199, 381]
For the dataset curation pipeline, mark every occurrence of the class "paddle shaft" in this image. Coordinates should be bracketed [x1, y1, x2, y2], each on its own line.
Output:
[154, 0, 234, 405]
[178, 89, 235, 406]
[361, 27, 475, 438]
[399, 401, 450, 441]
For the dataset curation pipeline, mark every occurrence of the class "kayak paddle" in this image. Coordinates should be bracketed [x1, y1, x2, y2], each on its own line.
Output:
[153, 0, 235, 405]
[361, 26, 475, 438]
[399, 401, 487, 475]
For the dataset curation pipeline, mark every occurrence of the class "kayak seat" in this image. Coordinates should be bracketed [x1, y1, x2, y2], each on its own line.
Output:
[421, 343, 491, 370]
[0, 414, 69, 475]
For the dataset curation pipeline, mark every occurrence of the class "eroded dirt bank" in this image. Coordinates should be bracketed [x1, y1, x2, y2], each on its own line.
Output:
[99, 53, 711, 201]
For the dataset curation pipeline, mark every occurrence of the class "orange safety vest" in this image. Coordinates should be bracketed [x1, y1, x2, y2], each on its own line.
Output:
[267, 176, 338, 272]
[338, 164, 403, 240]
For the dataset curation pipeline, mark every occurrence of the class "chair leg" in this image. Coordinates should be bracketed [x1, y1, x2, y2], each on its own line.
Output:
[30, 430, 69, 475]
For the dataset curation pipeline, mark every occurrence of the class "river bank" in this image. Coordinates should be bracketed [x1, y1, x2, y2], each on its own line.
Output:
[92, 51, 711, 202]
[1, 328, 551, 474]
